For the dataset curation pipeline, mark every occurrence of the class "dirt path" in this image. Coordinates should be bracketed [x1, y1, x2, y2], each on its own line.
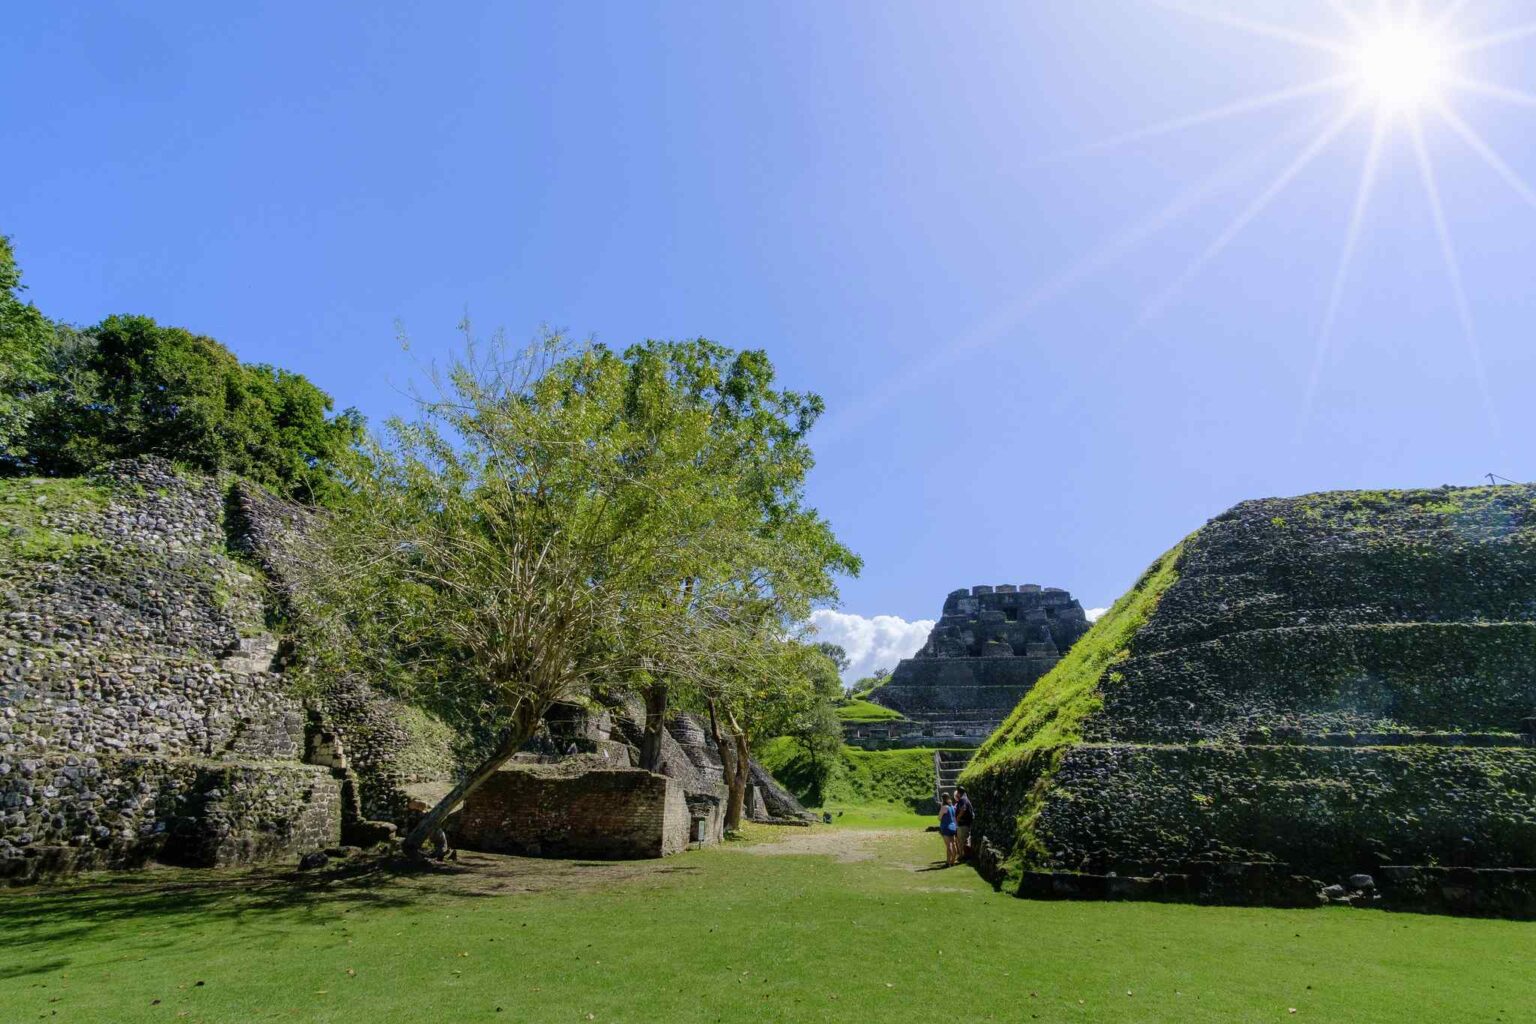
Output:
[735, 826, 918, 863]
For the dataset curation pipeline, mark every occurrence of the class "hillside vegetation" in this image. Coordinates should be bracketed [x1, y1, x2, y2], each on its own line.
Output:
[835, 698, 904, 722]
[760, 737, 940, 815]
[1, 235, 361, 501]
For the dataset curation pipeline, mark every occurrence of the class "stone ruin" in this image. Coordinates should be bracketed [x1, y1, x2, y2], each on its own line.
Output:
[455, 757, 706, 860]
[846, 584, 1091, 749]
[0, 460, 360, 881]
[0, 457, 808, 881]
[965, 484, 1536, 917]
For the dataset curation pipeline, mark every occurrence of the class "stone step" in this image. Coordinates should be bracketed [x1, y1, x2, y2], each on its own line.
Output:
[933, 749, 976, 805]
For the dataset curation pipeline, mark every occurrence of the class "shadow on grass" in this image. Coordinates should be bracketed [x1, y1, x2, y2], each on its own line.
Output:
[0, 855, 487, 968]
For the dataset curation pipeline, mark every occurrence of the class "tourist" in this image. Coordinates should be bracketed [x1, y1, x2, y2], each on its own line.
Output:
[954, 786, 974, 861]
[938, 792, 959, 866]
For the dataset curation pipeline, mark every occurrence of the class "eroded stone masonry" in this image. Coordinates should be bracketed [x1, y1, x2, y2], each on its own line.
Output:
[847, 584, 1091, 749]
[0, 460, 350, 880]
[965, 484, 1536, 916]
[1, 458, 807, 882]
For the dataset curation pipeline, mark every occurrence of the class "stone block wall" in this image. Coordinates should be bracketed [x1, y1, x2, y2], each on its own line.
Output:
[867, 583, 1092, 749]
[226, 481, 460, 824]
[0, 753, 339, 882]
[452, 763, 698, 859]
[966, 483, 1536, 915]
[1, 459, 350, 880]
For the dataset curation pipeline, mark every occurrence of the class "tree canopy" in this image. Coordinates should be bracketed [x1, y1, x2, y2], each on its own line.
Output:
[0, 236, 53, 460]
[296, 329, 859, 851]
[0, 235, 362, 501]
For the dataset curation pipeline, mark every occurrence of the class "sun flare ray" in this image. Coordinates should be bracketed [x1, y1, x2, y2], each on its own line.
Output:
[1135, 103, 1363, 327]
[1431, 0, 1475, 32]
[1326, 0, 1369, 37]
[1408, 119, 1499, 437]
[818, 114, 1332, 442]
[1299, 111, 1388, 435]
[1036, 76, 1354, 165]
[1445, 75, 1536, 109]
[1453, 20, 1536, 56]
[1434, 101, 1536, 211]
[1149, 1, 1356, 57]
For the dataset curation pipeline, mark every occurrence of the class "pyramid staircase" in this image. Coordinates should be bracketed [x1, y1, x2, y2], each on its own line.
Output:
[933, 749, 974, 806]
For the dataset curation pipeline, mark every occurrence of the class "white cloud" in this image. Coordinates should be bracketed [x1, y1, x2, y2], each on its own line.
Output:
[808, 609, 935, 683]
[1085, 607, 1108, 622]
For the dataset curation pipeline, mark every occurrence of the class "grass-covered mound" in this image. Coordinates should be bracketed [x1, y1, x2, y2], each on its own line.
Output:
[835, 697, 905, 722]
[962, 540, 1186, 880]
[963, 483, 1536, 911]
[759, 737, 939, 815]
[2, 829, 1530, 1023]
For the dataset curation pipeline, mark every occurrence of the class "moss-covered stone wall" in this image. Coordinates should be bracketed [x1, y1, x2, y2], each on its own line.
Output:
[0, 458, 459, 880]
[964, 483, 1536, 914]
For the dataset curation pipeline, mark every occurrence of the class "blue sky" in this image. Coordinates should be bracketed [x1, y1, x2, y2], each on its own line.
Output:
[6, 2, 1536, 677]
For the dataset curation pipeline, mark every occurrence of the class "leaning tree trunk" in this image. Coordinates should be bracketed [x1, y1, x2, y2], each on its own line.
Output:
[402, 702, 543, 857]
[638, 682, 668, 773]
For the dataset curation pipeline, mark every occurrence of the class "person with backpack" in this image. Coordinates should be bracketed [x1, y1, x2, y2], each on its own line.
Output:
[938, 792, 959, 866]
[953, 786, 975, 861]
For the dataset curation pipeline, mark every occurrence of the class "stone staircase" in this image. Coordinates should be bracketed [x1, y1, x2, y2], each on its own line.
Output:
[933, 749, 974, 806]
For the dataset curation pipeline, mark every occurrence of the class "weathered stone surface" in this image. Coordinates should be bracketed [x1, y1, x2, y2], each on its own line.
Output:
[546, 697, 811, 824]
[0, 459, 445, 881]
[852, 584, 1091, 750]
[2, 458, 804, 880]
[966, 483, 1536, 916]
[453, 760, 701, 859]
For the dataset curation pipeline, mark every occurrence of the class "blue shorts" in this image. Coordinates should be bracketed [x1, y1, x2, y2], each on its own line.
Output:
[941, 825, 957, 836]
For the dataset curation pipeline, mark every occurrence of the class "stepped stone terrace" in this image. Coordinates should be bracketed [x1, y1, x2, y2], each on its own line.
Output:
[845, 584, 1091, 749]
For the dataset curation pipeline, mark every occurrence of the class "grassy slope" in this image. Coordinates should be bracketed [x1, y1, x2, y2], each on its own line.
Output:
[2, 832, 1530, 1024]
[759, 738, 938, 821]
[960, 540, 1186, 874]
[834, 698, 903, 722]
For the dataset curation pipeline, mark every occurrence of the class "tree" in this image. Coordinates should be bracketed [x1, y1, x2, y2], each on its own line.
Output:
[6, 300, 362, 499]
[297, 329, 857, 855]
[0, 236, 54, 463]
[605, 340, 859, 773]
[700, 622, 846, 830]
[783, 645, 845, 804]
[815, 642, 850, 676]
[848, 666, 891, 699]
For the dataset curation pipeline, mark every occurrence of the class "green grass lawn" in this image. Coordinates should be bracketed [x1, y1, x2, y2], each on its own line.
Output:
[834, 698, 904, 722]
[3, 828, 1531, 1024]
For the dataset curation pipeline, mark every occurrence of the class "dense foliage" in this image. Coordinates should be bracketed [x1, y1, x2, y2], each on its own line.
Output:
[299, 329, 860, 847]
[0, 235, 361, 501]
[759, 737, 937, 811]
[0, 237, 53, 460]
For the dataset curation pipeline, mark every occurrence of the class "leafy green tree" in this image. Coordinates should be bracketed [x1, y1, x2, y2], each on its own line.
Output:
[15, 312, 361, 500]
[849, 666, 891, 699]
[785, 646, 846, 802]
[610, 339, 859, 772]
[295, 329, 857, 855]
[815, 642, 850, 676]
[0, 236, 54, 462]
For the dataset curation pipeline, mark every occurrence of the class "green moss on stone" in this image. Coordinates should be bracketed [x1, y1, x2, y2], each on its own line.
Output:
[0, 477, 110, 562]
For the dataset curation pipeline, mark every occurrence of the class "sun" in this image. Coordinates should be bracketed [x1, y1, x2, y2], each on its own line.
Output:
[1356, 25, 1453, 111]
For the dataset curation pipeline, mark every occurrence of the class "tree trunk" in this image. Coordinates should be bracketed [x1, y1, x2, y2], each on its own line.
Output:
[402, 704, 542, 857]
[706, 699, 738, 831]
[707, 699, 751, 832]
[726, 730, 751, 830]
[639, 683, 668, 773]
